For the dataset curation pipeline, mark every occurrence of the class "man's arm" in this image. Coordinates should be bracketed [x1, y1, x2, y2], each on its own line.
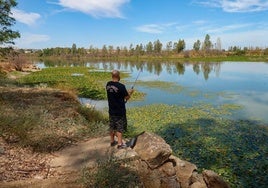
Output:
[125, 89, 134, 101]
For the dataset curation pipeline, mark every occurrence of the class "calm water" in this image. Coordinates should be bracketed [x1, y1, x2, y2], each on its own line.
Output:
[38, 61, 268, 124]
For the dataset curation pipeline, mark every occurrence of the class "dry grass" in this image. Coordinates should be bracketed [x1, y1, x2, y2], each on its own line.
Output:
[0, 86, 108, 153]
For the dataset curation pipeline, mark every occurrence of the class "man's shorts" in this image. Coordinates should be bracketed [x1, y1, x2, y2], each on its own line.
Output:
[109, 115, 127, 133]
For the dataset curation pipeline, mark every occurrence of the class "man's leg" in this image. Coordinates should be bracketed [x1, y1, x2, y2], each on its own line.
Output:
[116, 131, 123, 145]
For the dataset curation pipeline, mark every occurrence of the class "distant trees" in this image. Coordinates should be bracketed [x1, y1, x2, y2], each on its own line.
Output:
[0, 0, 20, 55]
[33, 34, 267, 59]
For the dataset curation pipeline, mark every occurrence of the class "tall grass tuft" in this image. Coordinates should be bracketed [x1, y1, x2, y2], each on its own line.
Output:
[81, 153, 142, 188]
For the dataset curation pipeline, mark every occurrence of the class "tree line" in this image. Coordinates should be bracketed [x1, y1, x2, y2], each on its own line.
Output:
[34, 34, 268, 58]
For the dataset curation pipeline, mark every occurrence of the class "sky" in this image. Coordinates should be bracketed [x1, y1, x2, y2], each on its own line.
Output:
[9, 0, 268, 50]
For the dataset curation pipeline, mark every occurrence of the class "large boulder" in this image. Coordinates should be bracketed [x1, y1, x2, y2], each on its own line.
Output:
[133, 132, 172, 169]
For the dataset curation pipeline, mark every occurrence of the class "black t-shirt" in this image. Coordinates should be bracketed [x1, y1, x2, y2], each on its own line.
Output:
[106, 81, 129, 116]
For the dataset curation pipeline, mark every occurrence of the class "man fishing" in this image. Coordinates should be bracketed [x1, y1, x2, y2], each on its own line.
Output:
[106, 70, 134, 149]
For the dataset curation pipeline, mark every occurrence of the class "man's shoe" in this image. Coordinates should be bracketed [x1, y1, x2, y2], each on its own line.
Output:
[117, 143, 127, 149]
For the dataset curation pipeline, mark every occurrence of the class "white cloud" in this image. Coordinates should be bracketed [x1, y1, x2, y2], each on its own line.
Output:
[15, 33, 50, 48]
[205, 23, 253, 33]
[136, 24, 164, 34]
[12, 9, 41, 26]
[58, 0, 130, 18]
[195, 0, 268, 12]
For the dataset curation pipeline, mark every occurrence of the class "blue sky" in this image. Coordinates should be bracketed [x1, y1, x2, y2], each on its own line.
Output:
[10, 0, 268, 50]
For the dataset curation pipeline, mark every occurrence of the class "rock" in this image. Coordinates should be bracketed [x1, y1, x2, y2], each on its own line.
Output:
[170, 155, 197, 188]
[113, 147, 139, 161]
[202, 170, 230, 188]
[190, 171, 207, 188]
[190, 182, 207, 188]
[0, 147, 5, 155]
[133, 132, 172, 169]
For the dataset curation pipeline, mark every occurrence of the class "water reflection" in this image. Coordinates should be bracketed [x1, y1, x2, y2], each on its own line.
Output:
[39, 59, 223, 81]
[36, 60, 268, 123]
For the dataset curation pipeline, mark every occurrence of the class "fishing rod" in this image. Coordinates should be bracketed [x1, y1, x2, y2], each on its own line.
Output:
[125, 69, 141, 103]
[131, 69, 142, 89]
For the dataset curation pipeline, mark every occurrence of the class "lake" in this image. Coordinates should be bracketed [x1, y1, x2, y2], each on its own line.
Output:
[37, 61, 268, 124]
[35, 60, 268, 187]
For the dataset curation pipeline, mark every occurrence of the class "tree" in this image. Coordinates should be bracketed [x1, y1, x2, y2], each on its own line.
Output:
[0, 0, 20, 50]
[146, 41, 153, 54]
[193, 40, 201, 51]
[202, 34, 212, 51]
[71, 43, 77, 54]
[153, 39, 162, 54]
[166, 41, 172, 54]
[101, 45, 108, 57]
[175, 39, 185, 53]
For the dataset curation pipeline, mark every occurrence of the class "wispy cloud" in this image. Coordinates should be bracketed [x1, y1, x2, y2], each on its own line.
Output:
[16, 33, 50, 47]
[195, 0, 268, 12]
[136, 23, 179, 34]
[57, 0, 130, 18]
[12, 9, 41, 26]
[136, 24, 164, 34]
[192, 20, 208, 25]
[206, 23, 253, 33]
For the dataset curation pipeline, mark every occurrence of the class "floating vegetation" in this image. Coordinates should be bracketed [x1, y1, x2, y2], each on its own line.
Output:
[19, 67, 144, 100]
[134, 80, 184, 94]
[126, 103, 268, 188]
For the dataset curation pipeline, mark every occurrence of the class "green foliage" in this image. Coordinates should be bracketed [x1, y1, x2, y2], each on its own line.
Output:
[0, 0, 20, 47]
[203, 34, 212, 51]
[175, 39, 186, 53]
[193, 40, 201, 51]
[126, 104, 268, 187]
[153, 39, 163, 54]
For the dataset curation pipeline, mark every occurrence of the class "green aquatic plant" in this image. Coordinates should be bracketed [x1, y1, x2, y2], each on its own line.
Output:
[126, 103, 267, 188]
[19, 67, 145, 100]
[134, 80, 184, 94]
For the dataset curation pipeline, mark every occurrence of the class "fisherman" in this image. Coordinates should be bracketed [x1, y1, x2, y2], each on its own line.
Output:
[106, 70, 134, 149]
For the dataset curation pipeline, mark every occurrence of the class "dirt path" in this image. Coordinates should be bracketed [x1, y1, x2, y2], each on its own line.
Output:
[50, 136, 113, 171]
[0, 136, 132, 188]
